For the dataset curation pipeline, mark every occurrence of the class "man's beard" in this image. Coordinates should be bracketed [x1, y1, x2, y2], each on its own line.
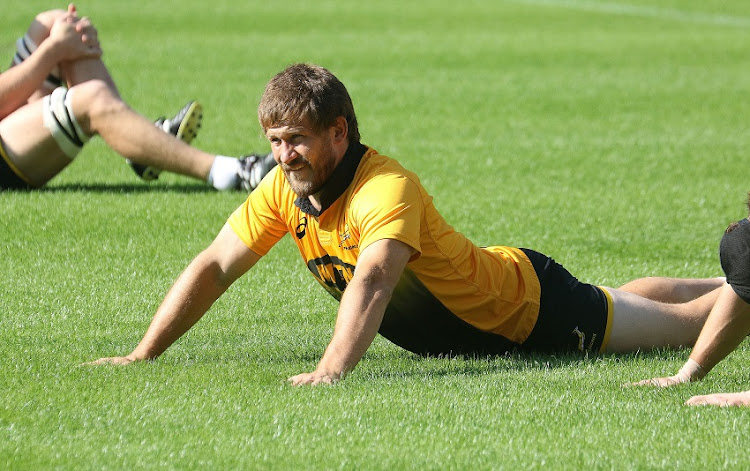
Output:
[283, 140, 336, 198]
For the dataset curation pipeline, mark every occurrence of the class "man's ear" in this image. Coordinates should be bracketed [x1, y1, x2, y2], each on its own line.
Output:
[331, 116, 348, 144]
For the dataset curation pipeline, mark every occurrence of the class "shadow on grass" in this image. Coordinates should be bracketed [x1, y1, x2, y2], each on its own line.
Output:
[45, 183, 217, 194]
[367, 348, 686, 380]
[13, 182, 220, 194]
[89, 337, 688, 382]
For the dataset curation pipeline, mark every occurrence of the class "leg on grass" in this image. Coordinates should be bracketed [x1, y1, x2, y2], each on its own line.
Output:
[60, 52, 216, 180]
[605, 287, 721, 352]
[68, 79, 214, 179]
[618, 277, 725, 304]
[0, 80, 216, 186]
[2, 9, 219, 187]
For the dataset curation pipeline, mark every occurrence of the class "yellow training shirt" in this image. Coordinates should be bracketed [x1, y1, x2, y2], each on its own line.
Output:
[228, 144, 541, 355]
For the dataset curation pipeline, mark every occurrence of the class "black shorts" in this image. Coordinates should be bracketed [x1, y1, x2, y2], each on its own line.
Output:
[378, 250, 613, 357]
[0, 142, 31, 190]
[720, 218, 750, 304]
[520, 248, 612, 353]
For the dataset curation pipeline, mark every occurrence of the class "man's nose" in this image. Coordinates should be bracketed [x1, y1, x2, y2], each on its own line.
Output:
[279, 141, 297, 164]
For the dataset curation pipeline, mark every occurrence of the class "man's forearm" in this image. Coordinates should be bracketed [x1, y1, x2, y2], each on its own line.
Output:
[315, 275, 392, 377]
[129, 256, 233, 360]
[288, 238, 414, 386]
[0, 43, 59, 117]
[87, 225, 260, 366]
[686, 284, 750, 378]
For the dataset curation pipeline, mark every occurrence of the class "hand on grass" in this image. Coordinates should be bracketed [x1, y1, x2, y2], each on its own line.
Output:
[288, 370, 342, 386]
[82, 356, 136, 366]
[627, 373, 690, 388]
[685, 390, 750, 407]
[626, 358, 705, 388]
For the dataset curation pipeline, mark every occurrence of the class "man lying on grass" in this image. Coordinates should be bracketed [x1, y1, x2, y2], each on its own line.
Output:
[89, 63, 724, 386]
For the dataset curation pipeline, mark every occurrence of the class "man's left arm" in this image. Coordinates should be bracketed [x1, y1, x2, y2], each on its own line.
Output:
[288, 238, 415, 386]
[628, 282, 750, 388]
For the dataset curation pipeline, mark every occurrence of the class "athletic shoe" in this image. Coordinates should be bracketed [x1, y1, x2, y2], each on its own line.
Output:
[237, 153, 277, 191]
[127, 101, 203, 181]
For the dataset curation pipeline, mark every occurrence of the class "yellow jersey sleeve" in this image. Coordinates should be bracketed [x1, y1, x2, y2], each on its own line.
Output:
[350, 172, 423, 257]
[227, 167, 288, 256]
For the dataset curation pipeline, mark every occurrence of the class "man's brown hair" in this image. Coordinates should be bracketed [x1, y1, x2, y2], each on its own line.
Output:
[258, 63, 360, 143]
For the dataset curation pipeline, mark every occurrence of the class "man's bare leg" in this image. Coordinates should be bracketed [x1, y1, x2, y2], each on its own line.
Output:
[69, 80, 214, 179]
[55, 25, 216, 180]
[0, 82, 214, 186]
[605, 287, 721, 352]
[618, 277, 725, 303]
[1, 6, 267, 190]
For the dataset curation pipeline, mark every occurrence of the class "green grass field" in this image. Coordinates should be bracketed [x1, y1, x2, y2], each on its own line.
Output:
[3, 0, 750, 469]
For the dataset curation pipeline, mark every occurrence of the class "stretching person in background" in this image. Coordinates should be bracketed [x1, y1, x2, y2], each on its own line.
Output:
[630, 195, 750, 407]
[1, 5, 275, 192]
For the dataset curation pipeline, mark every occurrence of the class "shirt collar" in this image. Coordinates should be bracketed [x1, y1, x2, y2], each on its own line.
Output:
[294, 142, 367, 216]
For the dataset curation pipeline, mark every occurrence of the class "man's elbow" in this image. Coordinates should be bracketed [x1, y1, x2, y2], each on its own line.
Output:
[357, 265, 400, 299]
[191, 250, 237, 292]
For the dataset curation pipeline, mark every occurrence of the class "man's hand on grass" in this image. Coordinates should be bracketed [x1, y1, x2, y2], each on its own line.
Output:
[288, 370, 343, 386]
[82, 356, 137, 366]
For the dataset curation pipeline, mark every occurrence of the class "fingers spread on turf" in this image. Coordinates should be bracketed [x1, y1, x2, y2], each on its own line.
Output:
[287, 372, 337, 386]
[80, 356, 134, 366]
[624, 374, 687, 388]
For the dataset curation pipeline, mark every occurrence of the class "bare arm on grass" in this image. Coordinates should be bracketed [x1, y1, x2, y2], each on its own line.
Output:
[288, 238, 414, 386]
[628, 283, 750, 392]
[86, 224, 260, 365]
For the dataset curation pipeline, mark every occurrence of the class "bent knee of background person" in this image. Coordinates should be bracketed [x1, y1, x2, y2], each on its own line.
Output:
[30, 9, 67, 37]
[68, 80, 126, 134]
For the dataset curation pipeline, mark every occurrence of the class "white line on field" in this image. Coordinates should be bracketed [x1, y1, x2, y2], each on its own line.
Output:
[506, 0, 750, 28]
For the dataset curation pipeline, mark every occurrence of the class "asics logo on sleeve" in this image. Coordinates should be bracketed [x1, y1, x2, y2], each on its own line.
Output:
[296, 216, 308, 239]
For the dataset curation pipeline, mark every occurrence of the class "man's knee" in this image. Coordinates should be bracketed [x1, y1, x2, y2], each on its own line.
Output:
[16, 11, 67, 89]
[29, 9, 67, 39]
[68, 80, 125, 132]
[34, 9, 67, 27]
[43, 87, 91, 158]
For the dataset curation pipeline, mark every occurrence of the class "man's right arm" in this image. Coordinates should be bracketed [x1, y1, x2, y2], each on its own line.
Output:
[0, 9, 101, 119]
[87, 223, 260, 365]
